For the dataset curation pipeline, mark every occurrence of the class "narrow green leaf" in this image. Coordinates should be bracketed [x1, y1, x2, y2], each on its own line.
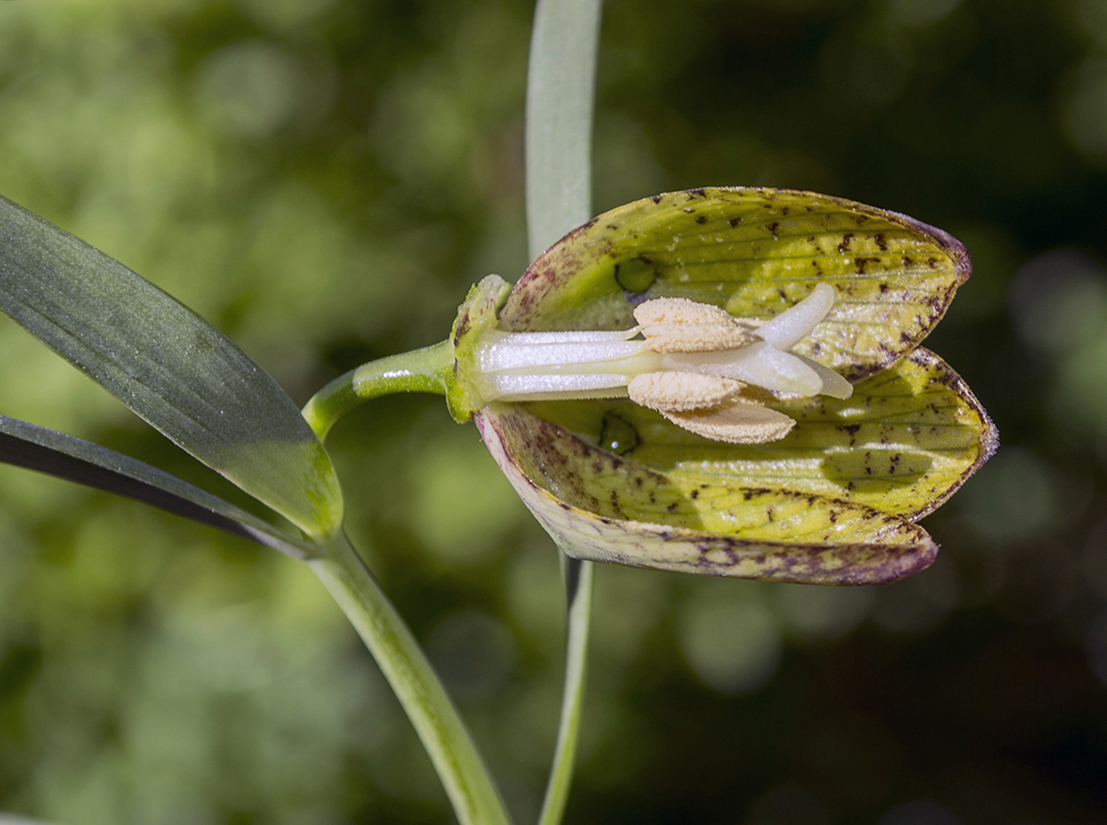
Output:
[499, 187, 971, 381]
[525, 0, 604, 257]
[0, 415, 316, 559]
[0, 195, 343, 536]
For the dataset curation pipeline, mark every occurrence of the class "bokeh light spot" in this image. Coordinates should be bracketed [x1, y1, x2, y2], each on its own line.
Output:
[678, 583, 783, 695]
[194, 41, 305, 139]
[957, 448, 1058, 542]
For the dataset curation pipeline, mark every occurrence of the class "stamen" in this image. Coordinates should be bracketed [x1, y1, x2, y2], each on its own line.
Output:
[628, 372, 743, 412]
[659, 399, 796, 444]
[471, 284, 851, 443]
[635, 297, 759, 353]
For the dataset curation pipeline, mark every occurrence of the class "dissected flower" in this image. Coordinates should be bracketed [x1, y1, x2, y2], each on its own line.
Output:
[471, 283, 852, 444]
[446, 187, 997, 585]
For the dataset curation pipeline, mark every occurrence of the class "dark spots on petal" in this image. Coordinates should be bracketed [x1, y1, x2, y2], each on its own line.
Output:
[691, 489, 700, 499]
[651, 194, 663, 204]
[927, 256, 939, 270]
[767, 221, 780, 240]
[781, 206, 791, 216]
[874, 233, 888, 252]
[688, 187, 707, 199]
[667, 502, 679, 513]
[695, 215, 708, 224]
[854, 256, 881, 275]
[838, 233, 854, 253]
[879, 282, 889, 294]
[452, 315, 470, 346]
[727, 217, 741, 227]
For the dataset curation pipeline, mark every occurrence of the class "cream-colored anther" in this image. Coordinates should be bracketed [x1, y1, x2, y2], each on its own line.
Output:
[640, 322, 758, 353]
[659, 399, 796, 444]
[628, 372, 743, 412]
[634, 297, 759, 353]
[633, 297, 734, 326]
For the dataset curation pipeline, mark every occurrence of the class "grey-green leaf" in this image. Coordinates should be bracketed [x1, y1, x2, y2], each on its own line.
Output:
[0, 195, 343, 536]
[0, 414, 316, 559]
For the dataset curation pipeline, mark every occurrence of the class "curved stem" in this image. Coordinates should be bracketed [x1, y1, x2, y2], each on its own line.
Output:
[537, 557, 594, 825]
[302, 340, 453, 440]
[310, 531, 513, 825]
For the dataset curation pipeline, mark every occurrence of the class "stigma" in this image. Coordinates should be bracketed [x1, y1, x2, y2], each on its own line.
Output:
[473, 284, 853, 444]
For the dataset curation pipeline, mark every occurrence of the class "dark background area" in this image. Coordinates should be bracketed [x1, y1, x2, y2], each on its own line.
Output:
[1, 0, 1105, 823]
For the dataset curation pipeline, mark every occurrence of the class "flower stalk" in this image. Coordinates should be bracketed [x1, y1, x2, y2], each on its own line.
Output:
[302, 341, 453, 441]
[310, 531, 513, 825]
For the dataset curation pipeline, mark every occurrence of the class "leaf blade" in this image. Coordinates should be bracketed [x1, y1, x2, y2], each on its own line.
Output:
[525, 0, 604, 257]
[0, 414, 316, 558]
[0, 195, 343, 536]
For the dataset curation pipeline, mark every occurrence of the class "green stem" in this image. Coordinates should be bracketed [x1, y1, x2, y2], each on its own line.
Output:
[310, 531, 513, 825]
[526, 0, 603, 821]
[537, 556, 594, 825]
[302, 340, 453, 440]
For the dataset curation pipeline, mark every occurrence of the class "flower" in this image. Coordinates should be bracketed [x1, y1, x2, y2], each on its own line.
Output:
[445, 187, 996, 585]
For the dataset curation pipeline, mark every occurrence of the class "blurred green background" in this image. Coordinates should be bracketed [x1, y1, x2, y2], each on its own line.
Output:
[1, 0, 1106, 823]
